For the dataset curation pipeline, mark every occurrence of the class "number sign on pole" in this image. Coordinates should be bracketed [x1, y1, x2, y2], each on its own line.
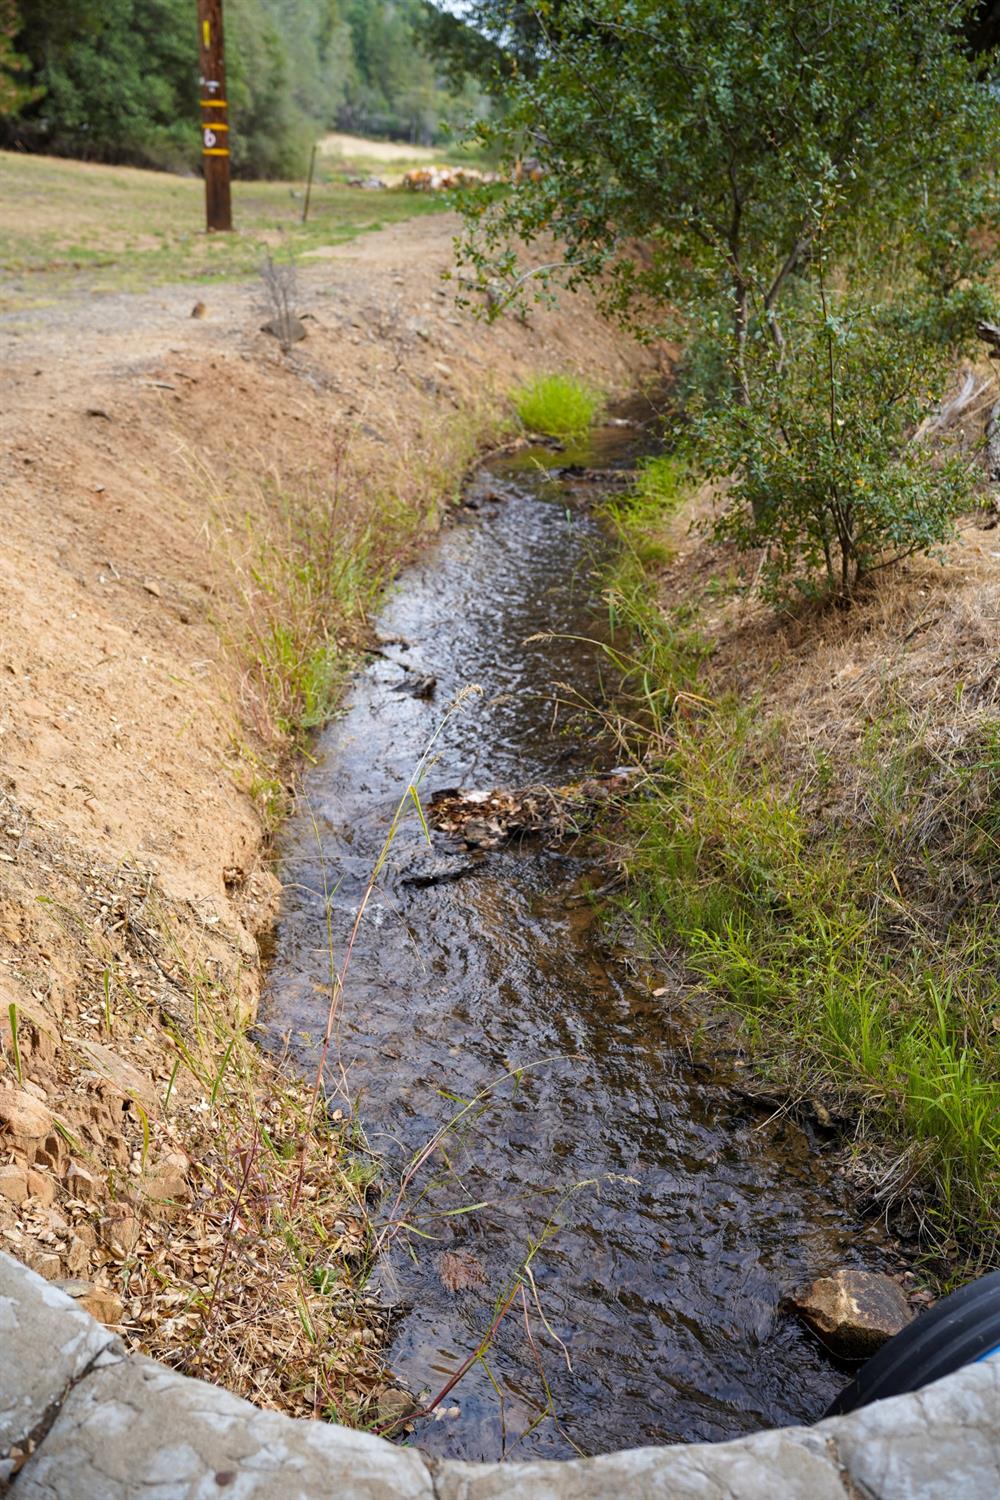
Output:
[197, 0, 233, 232]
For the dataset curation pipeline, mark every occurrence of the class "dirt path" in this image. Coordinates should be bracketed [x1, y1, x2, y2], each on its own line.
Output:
[0, 212, 665, 1415]
[3, 214, 472, 409]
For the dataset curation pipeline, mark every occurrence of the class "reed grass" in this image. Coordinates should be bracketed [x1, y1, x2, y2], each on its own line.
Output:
[513, 373, 604, 441]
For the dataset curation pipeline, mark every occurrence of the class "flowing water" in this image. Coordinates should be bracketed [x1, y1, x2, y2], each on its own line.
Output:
[263, 409, 888, 1461]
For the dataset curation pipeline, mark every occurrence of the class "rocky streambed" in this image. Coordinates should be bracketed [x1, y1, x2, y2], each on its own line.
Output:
[263, 409, 902, 1461]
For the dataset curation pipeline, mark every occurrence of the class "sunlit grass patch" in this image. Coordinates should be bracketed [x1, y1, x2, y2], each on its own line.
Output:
[513, 373, 603, 441]
[0, 148, 445, 310]
[605, 453, 688, 570]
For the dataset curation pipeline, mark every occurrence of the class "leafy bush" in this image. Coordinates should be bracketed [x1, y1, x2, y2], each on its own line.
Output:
[513, 374, 602, 441]
[459, 0, 998, 350]
[703, 295, 978, 598]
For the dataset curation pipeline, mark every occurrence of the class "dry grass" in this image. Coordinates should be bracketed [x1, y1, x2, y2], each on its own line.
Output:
[123, 931, 385, 1424]
[0, 789, 386, 1421]
[202, 397, 513, 832]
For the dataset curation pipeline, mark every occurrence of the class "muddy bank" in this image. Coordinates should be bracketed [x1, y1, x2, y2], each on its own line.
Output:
[0, 215, 664, 1414]
[263, 413, 902, 1460]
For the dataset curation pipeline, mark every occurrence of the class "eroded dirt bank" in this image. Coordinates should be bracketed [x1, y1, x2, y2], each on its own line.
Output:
[0, 213, 665, 1418]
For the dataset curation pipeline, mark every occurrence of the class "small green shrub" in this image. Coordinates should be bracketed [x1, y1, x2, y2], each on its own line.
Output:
[705, 295, 976, 599]
[513, 374, 603, 441]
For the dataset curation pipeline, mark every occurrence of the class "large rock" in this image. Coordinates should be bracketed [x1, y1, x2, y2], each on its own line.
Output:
[792, 1268, 912, 1357]
[65, 1161, 99, 1202]
[5, 1339, 437, 1500]
[0, 1088, 53, 1144]
[0, 1255, 119, 1487]
[25, 1168, 55, 1207]
[72, 1038, 158, 1113]
[0, 1165, 28, 1205]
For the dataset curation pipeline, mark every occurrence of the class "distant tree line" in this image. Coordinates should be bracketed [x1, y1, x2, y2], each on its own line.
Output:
[0, 0, 485, 176]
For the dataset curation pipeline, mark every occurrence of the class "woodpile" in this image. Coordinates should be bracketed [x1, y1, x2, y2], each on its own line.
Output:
[402, 166, 497, 192]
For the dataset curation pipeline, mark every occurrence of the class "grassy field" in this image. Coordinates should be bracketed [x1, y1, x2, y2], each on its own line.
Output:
[0, 148, 448, 311]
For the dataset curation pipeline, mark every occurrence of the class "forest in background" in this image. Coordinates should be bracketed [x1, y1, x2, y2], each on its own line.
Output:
[0, 0, 487, 177]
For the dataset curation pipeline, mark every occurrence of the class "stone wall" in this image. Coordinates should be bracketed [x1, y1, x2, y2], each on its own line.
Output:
[1, 1253, 997, 1499]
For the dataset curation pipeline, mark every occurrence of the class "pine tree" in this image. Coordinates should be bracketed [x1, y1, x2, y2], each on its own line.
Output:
[0, 0, 41, 117]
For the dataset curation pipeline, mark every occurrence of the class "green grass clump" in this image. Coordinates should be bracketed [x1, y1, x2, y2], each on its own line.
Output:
[630, 453, 687, 508]
[605, 454, 687, 571]
[619, 697, 1000, 1240]
[513, 374, 603, 441]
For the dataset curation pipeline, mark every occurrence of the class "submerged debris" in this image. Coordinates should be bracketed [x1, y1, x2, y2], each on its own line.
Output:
[437, 1248, 487, 1292]
[555, 465, 638, 486]
[392, 672, 437, 700]
[399, 851, 480, 887]
[427, 768, 638, 849]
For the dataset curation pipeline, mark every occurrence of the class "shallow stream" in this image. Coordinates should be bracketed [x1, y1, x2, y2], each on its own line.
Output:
[263, 408, 889, 1461]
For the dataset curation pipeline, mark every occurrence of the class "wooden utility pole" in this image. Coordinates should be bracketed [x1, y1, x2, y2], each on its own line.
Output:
[302, 141, 318, 225]
[197, 0, 232, 232]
